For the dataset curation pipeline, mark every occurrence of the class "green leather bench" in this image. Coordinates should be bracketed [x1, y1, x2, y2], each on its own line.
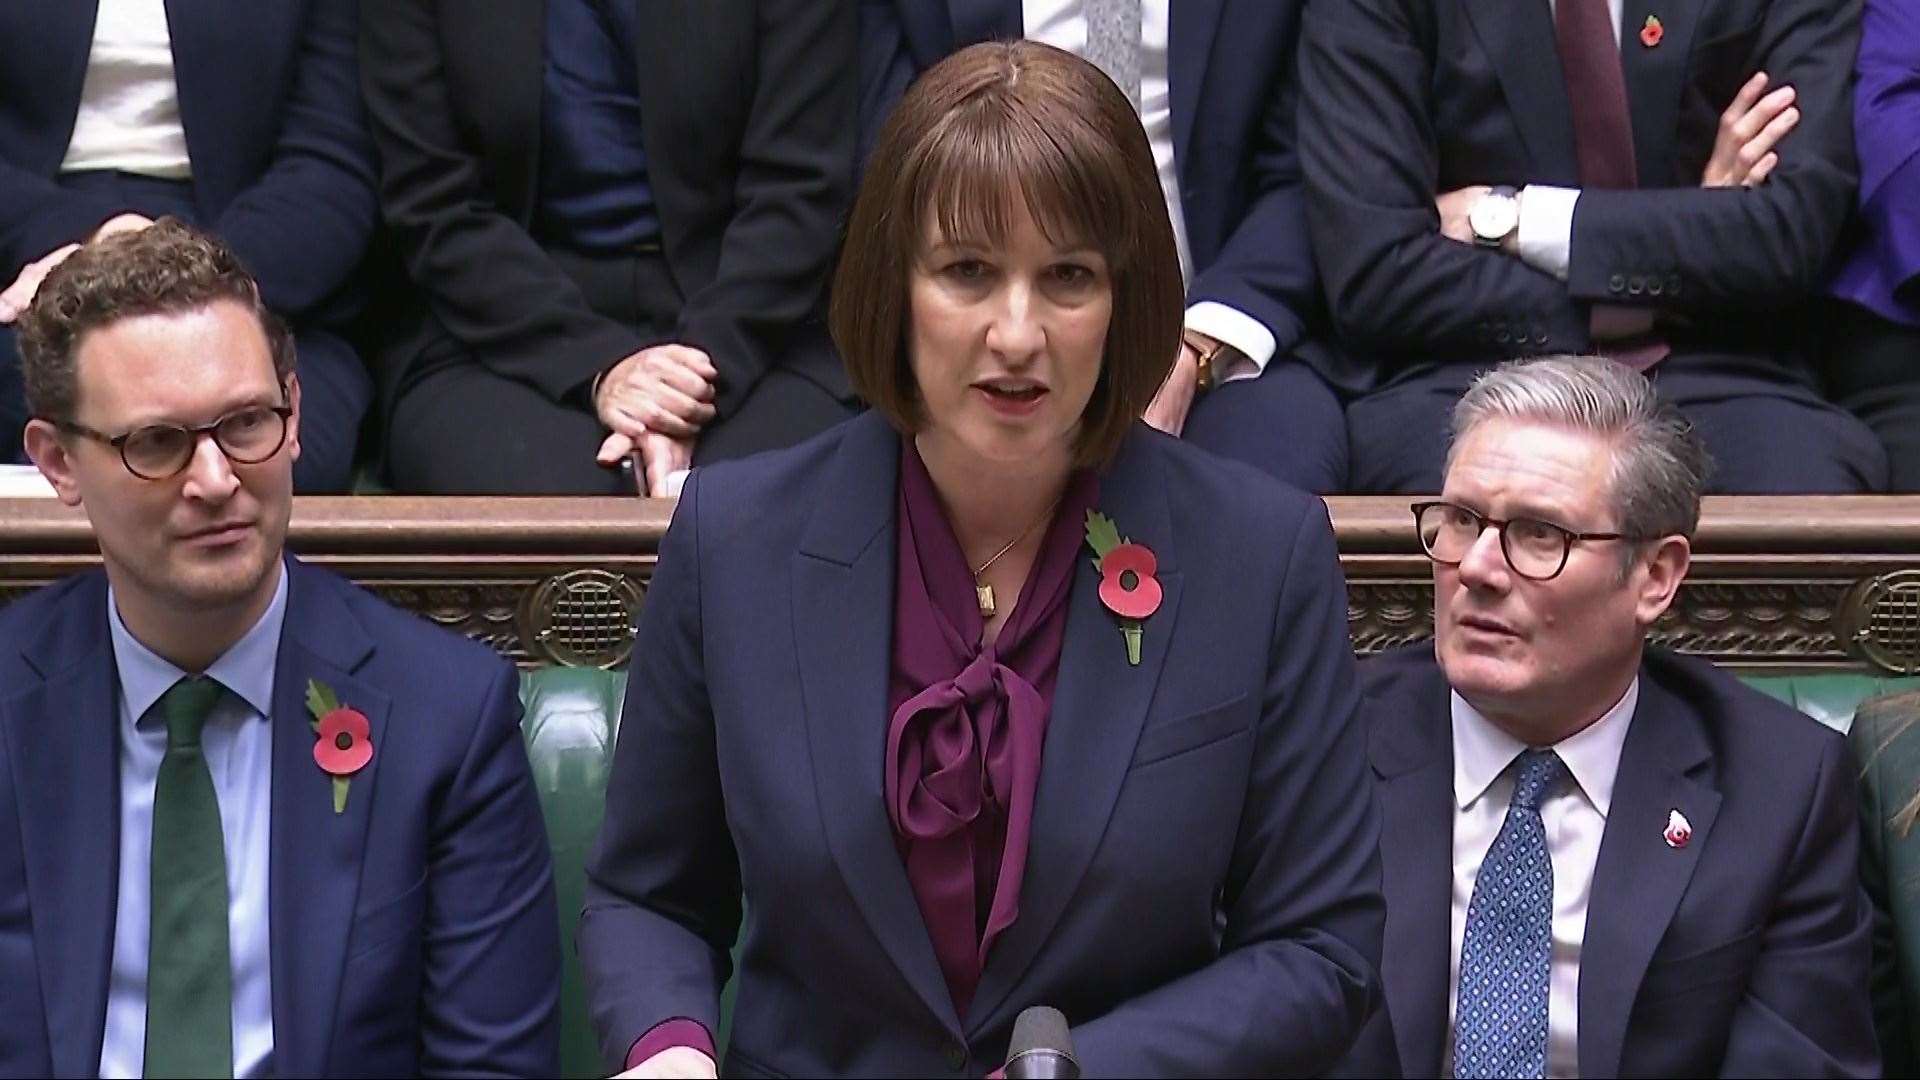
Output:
[518, 665, 1919, 1078]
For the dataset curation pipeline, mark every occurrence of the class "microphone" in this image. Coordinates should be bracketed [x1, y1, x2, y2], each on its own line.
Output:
[1004, 1006, 1079, 1080]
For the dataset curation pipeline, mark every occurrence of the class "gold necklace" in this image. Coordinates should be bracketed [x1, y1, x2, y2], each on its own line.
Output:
[968, 499, 1059, 617]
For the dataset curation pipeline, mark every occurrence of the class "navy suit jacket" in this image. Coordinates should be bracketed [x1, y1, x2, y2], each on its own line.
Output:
[579, 411, 1384, 1076]
[0, 558, 560, 1078]
[1301, 0, 1861, 390]
[1335, 645, 1877, 1077]
[361, 0, 855, 420]
[0, 0, 377, 319]
[858, 0, 1322, 361]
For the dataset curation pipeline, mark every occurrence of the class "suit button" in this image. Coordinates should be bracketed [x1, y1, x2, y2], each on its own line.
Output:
[1533, 327, 1550, 346]
[1627, 275, 1646, 296]
[945, 1042, 968, 1071]
[1647, 278, 1663, 296]
[1494, 326, 1511, 344]
[1608, 273, 1626, 293]
[1667, 274, 1683, 296]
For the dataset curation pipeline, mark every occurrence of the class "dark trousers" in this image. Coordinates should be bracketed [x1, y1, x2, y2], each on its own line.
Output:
[1823, 299, 1920, 493]
[1347, 352, 1890, 494]
[0, 172, 370, 492]
[1182, 358, 1349, 493]
[385, 247, 857, 494]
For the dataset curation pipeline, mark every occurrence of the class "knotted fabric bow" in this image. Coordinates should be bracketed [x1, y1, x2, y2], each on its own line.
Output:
[883, 446, 1098, 1016]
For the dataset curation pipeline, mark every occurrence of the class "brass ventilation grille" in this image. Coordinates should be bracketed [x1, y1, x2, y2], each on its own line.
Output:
[1840, 571, 1920, 675]
[520, 569, 645, 669]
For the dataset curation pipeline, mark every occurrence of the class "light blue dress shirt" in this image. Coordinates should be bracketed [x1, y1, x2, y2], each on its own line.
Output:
[99, 567, 287, 1079]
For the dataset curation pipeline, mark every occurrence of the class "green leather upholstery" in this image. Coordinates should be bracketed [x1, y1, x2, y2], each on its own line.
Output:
[513, 664, 1920, 1077]
[520, 667, 627, 1079]
[1743, 673, 1920, 734]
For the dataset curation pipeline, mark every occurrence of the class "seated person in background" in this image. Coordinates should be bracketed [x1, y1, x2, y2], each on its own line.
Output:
[361, 0, 860, 495]
[1849, 689, 1920, 1074]
[859, 0, 1350, 492]
[0, 0, 376, 493]
[1336, 357, 1876, 1077]
[1301, 0, 1887, 494]
[1824, 0, 1920, 492]
[0, 221, 560, 1077]
[581, 42, 1383, 1078]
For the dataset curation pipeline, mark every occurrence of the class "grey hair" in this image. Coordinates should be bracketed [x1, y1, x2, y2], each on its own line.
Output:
[1447, 356, 1712, 545]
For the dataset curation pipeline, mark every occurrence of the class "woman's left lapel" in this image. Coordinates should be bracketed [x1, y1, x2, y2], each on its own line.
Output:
[967, 427, 1186, 1030]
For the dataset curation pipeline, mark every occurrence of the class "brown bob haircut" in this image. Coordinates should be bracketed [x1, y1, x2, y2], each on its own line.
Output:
[832, 40, 1184, 468]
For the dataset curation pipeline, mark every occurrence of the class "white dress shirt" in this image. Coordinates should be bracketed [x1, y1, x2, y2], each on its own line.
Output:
[98, 568, 286, 1078]
[1023, 0, 1273, 382]
[1443, 679, 1638, 1080]
[61, 0, 193, 180]
[1513, 0, 1625, 281]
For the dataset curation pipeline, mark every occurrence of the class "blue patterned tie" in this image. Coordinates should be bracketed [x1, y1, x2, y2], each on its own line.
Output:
[1452, 749, 1566, 1079]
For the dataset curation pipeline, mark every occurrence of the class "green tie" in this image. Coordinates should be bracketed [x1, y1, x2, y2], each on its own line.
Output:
[144, 676, 235, 1079]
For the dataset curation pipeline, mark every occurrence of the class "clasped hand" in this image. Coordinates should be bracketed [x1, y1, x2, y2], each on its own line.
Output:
[594, 343, 718, 497]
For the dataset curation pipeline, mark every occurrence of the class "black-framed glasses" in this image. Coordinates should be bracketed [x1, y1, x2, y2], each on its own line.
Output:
[56, 404, 292, 481]
[1412, 500, 1631, 581]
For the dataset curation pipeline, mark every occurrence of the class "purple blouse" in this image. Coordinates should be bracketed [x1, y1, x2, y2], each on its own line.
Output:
[884, 444, 1099, 1019]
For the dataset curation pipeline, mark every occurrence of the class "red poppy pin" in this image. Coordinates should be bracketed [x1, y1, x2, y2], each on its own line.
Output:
[1663, 808, 1692, 849]
[307, 678, 372, 815]
[1084, 510, 1162, 666]
[1640, 15, 1664, 48]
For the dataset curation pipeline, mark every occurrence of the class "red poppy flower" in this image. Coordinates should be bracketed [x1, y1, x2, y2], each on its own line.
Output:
[1098, 542, 1163, 620]
[1640, 17, 1663, 47]
[313, 707, 373, 775]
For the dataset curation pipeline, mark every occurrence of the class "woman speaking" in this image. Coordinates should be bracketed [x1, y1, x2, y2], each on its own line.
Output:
[580, 41, 1383, 1078]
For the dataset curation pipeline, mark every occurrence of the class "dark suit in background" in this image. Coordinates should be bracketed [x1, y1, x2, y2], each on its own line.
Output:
[1302, 0, 1887, 493]
[579, 412, 1384, 1075]
[0, 0, 376, 491]
[860, 0, 1351, 492]
[362, 0, 858, 493]
[0, 559, 560, 1076]
[1336, 646, 1876, 1076]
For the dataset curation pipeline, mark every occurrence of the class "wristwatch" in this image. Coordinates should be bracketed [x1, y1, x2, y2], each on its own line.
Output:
[1468, 185, 1521, 248]
[1183, 330, 1234, 392]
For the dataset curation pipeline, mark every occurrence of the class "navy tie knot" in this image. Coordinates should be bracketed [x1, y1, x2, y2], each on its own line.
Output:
[1510, 749, 1565, 812]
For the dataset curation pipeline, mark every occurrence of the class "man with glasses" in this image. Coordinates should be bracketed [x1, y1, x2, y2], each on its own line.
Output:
[0, 220, 560, 1077]
[1334, 356, 1875, 1077]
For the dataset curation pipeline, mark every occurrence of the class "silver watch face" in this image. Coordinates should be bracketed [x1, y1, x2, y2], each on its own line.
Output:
[1470, 193, 1519, 242]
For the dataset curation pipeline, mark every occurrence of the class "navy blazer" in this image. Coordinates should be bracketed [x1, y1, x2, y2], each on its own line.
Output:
[0, 559, 560, 1077]
[579, 411, 1384, 1076]
[0, 0, 377, 317]
[858, 0, 1321, 360]
[361, 0, 855, 419]
[1300, 0, 1861, 389]
[1336, 645, 1877, 1077]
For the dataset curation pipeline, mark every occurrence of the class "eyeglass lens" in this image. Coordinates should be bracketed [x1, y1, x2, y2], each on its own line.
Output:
[1418, 503, 1571, 579]
[122, 407, 287, 478]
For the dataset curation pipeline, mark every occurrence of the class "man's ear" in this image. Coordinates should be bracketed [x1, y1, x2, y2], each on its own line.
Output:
[22, 418, 84, 507]
[1634, 534, 1691, 628]
[283, 371, 301, 465]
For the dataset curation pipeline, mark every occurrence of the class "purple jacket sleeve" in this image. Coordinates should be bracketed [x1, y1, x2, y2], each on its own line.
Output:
[1831, 0, 1920, 320]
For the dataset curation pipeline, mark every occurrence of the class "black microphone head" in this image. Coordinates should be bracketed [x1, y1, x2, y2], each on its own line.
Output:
[1006, 1006, 1078, 1080]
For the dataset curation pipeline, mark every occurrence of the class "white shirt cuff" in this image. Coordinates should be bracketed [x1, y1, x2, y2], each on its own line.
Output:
[1515, 185, 1580, 281]
[1184, 301, 1277, 384]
